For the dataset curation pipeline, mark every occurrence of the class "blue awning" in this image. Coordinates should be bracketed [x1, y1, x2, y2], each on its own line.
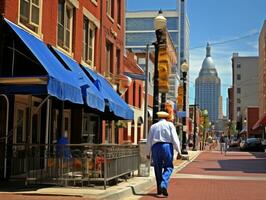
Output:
[52, 47, 105, 112]
[3, 18, 83, 104]
[83, 67, 134, 120]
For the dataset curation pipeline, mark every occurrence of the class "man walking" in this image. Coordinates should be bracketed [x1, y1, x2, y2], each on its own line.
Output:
[147, 111, 182, 196]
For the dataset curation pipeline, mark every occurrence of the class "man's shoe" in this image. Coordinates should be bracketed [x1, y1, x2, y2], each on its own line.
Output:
[162, 188, 168, 197]
[157, 187, 162, 195]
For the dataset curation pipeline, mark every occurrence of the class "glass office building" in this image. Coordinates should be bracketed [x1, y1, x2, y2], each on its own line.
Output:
[125, 0, 189, 102]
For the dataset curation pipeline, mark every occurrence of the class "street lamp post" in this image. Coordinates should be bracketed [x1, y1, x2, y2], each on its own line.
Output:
[192, 103, 197, 151]
[152, 10, 167, 124]
[243, 119, 247, 139]
[181, 60, 189, 154]
[228, 119, 231, 140]
[202, 109, 208, 150]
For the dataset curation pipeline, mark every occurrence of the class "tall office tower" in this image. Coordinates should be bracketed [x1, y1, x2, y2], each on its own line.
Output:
[125, 0, 189, 102]
[195, 43, 221, 123]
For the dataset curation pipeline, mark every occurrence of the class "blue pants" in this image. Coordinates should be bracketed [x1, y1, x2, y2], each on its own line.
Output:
[152, 143, 174, 190]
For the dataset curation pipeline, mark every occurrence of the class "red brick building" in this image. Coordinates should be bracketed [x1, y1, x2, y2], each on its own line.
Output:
[0, 0, 139, 180]
[0, 0, 136, 143]
[246, 107, 263, 138]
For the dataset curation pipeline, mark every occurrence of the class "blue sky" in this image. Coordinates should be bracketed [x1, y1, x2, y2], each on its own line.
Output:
[126, 0, 266, 115]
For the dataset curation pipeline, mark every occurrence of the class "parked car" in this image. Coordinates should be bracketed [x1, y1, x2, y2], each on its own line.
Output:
[229, 137, 241, 147]
[240, 138, 264, 152]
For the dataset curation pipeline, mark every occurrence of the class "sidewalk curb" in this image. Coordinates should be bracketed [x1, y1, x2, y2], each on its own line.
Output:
[94, 176, 155, 200]
[175, 151, 201, 173]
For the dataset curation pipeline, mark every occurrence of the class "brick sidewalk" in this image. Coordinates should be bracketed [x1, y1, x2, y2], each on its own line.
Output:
[140, 179, 266, 200]
[138, 151, 266, 200]
[180, 151, 266, 177]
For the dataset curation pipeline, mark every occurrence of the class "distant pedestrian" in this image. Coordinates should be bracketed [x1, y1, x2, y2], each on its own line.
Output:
[207, 135, 213, 151]
[219, 133, 227, 155]
[147, 111, 182, 197]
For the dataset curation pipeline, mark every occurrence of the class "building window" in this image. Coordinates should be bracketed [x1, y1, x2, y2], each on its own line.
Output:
[125, 89, 129, 103]
[105, 41, 113, 76]
[237, 63, 241, 68]
[83, 17, 96, 67]
[237, 87, 241, 94]
[237, 107, 241, 112]
[237, 98, 241, 104]
[106, 0, 114, 18]
[19, 0, 41, 33]
[57, 0, 73, 52]
[237, 74, 241, 80]
[117, 0, 121, 25]
[139, 85, 142, 108]
[133, 81, 136, 106]
[116, 49, 121, 74]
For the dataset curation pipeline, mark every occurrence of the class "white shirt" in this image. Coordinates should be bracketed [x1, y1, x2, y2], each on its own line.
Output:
[147, 119, 181, 154]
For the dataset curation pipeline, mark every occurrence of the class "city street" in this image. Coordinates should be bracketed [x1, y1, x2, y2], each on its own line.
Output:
[135, 150, 266, 200]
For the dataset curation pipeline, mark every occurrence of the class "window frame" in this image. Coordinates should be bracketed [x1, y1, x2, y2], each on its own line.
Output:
[82, 17, 96, 68]
[106, 0, 114, 20]
[105, 41, 113, 76]
[18, 0, 42, 35]
[117, 0, 121, 26]
[57, 0, 74, 53]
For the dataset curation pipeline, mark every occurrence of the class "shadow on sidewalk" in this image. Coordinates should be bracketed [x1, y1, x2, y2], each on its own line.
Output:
[130, 186, 167, 198]
[250, 152, 266, 159]
[0, 180, 53, 192]
[204, 158, 266, 174]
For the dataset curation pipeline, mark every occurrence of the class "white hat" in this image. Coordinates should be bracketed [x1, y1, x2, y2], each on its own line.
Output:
[156, 111, 169, 118]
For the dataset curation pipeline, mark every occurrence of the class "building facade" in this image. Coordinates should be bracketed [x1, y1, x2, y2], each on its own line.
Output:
[195, 43, 221, 123]
[123, 51, 145, 144]
[259, 20, 266, 117]
[231, 53, 259, 124]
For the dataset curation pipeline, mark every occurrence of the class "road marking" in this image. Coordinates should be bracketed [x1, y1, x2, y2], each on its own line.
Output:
[172, 173, 266, 181]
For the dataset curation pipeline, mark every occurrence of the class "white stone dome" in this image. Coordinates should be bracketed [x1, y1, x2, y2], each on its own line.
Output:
[199, 43, 218, 77]
[202, 56, 215, 69]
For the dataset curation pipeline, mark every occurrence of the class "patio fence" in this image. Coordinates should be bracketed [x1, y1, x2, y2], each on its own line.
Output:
[10, 143, 139, 189]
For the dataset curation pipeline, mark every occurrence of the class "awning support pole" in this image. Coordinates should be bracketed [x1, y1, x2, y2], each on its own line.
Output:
[0, 94, 9, 179]
[44, 96, 51, 169]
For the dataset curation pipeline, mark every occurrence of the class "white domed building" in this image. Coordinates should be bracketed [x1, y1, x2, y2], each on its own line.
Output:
[195, 43, 221, 123]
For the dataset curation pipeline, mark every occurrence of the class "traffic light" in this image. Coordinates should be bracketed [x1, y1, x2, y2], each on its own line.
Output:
[165, 102, 174, 122]
[158, 48, 170, 93]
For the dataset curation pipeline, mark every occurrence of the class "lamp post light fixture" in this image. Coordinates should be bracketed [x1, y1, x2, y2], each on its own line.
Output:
[152, 10, 167, 124]
[181, 59, 189, 154]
